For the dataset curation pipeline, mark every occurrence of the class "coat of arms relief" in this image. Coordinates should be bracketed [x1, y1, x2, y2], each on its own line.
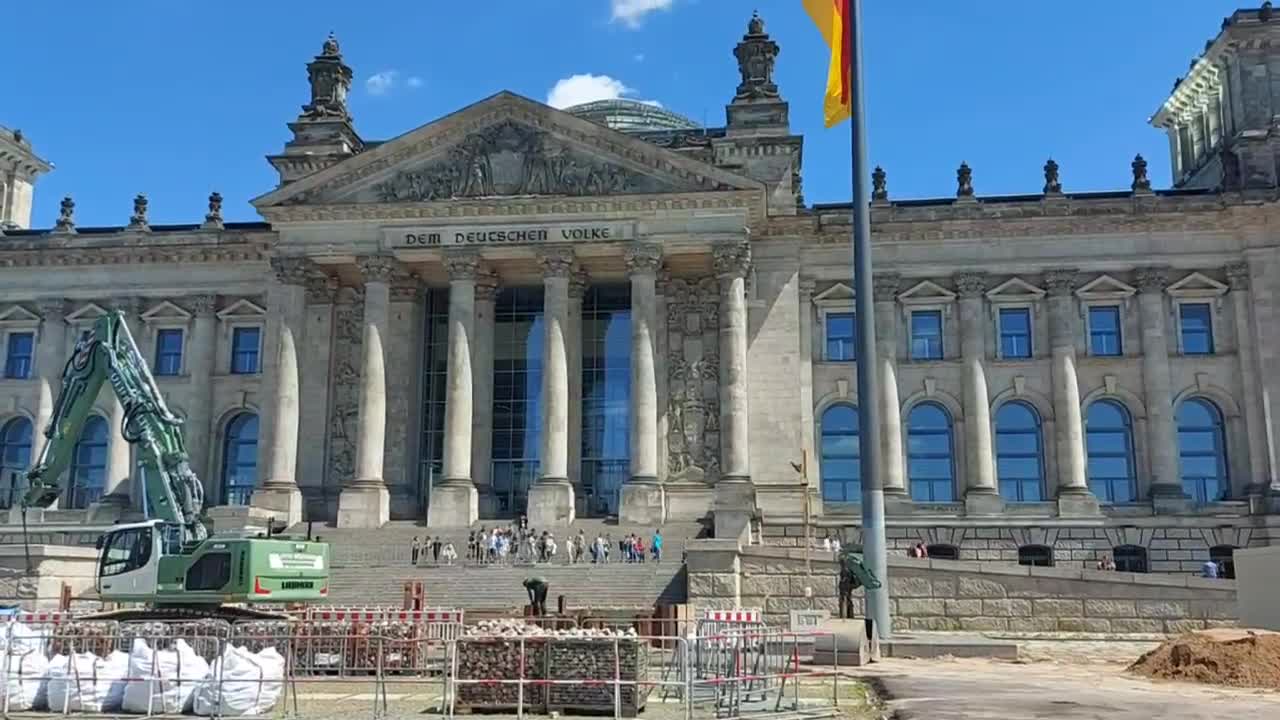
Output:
[664, 277, 722, 484]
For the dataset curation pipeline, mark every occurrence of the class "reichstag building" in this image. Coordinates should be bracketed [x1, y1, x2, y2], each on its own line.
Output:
[2, 9, 1279, 572]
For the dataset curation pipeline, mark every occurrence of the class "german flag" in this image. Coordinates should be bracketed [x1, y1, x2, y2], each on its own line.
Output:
[803, 0, 852, 127]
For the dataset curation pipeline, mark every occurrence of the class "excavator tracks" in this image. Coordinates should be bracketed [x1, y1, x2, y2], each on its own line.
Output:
[78, 605, 291, 624]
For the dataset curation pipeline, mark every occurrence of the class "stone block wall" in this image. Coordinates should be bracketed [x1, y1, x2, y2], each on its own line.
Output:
[687, 543, 1238, 635]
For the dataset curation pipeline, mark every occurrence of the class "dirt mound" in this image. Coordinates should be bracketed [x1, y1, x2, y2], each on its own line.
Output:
[1128, 629, 1280, 688]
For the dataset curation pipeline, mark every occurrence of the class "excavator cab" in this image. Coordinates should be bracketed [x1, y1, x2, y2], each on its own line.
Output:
[95, 520, 164, 599]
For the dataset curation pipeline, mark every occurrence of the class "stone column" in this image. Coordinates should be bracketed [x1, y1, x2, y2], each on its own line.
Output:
[712, 242, 755, 538]
[470, 271, 499, 515]
[873, 274, 907, 498]
[620, 243, 665, 524]
[253, 257, 310, 526]
[1227, 263, 1273, 499]
[337, 255, 397, 528]
[94, 297, 142, 517]
[567, 269, 587, 499]
[184, 295, 218, 496]
[31, 299, 68, 462]
[1045, 270, 1098, 516]
[527, 246, 576, 527]
[1136, 267, 1188, 510]
[956, 273, 1001, 514]
[428, 251, 481, 528]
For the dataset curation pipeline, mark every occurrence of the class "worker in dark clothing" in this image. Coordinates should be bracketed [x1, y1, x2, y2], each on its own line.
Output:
[838, 567, 856, 619]
[523, 576, 549, 616]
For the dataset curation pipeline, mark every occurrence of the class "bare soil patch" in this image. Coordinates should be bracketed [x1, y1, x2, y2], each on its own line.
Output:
[1129, 629, 1280, 689]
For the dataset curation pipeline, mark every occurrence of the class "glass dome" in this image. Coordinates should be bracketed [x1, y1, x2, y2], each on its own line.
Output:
[564, 99, 700, 133]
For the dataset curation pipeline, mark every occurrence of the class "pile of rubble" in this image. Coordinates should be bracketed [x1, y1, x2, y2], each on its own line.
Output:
[1129, 629, 1280, 688]
[465, 619, 639, 638]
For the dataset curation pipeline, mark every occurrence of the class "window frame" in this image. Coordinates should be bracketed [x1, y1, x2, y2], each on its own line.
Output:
[812, 283, 857, 363]
[1166, 272, 1228, 357]
[3, 331, 35, 380]
[1176, 397, 1230, 504]
[1017, 545, 1055, 567]
[822, 311, 858, 362]
[818, 403, 861, 503]
[221, 412, 260, 506]
[908, 309, 945, 361]
[152, 327, 186, 377]
[993, 401, 1045, 502]
[1174, 301, 1216, 356]
[1112, 545, 1149, 573]
[1075, 275, 1137, 358]
[1209, 545, 1236, 580]
[0, 307, 41, 383]
[1084, 304, 1125, 358]
[905, 401, 956, 502]
[229, 325, 263, 376]
[995, 306, 1034, 360]
[1084, 399, 1138, 504]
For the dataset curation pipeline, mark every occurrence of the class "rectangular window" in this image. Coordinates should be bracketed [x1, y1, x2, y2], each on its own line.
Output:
[4, 332, 33, 380]
[153, 329, 184, 376]
[1088, 306, 1122, 357]
[1180, 303, 1215, 355]
[998, 308, 1032, 359]
[910, 310, 943, 360]
[230, 327, 261, 375]
[825, 312, 856, 361]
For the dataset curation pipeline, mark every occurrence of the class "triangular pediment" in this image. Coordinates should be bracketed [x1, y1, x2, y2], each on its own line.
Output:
[140, 300, 192, 323]
[65, 302, 109, 323]
[216, 299, 266, 320]
[898, 280, 957, 304]
[0, 306, 40, 325]
[253, 92, 762, 209]
[1167, 271, 1228, 297]
[986, 277, 1045, 302]
[813, 282, 855, 304]
[1075, 274, 1136, 300]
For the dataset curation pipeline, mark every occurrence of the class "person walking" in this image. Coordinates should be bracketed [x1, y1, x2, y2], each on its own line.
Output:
[652, 529, 663, 563]
[410, 536, 421, 566]
[432, 536, 443, 564]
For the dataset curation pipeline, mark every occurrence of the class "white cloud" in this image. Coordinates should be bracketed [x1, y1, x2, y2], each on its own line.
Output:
[611, 0, 674, 28]
[365, 70, 399, 96]
[546, 74, 629, 109]
[406, 76, 424, 89]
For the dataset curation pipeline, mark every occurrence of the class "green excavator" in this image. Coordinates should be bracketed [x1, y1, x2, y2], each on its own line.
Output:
[22, 310, 330, 621]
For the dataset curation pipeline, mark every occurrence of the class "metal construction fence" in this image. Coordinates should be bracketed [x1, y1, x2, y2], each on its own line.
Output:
[0, 613, 842, 720]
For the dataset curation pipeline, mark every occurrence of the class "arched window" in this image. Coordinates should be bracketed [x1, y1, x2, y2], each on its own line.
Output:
[0, 417, 33, 507]
[994, 402, 1044, 502]
[1177, 399, 1229, 503]
[1210, 545, 1236, 580]
[221, 413, 259, 506]
[68, 416, 109, 509]
[907, 403, 955, 502]
[1113, 545, 1148, 573]
[927, 544, 960, 560]
[1085, 400, 1137, 503]
[1018, 544, 1054, 567]
[820, 404, 860, 502]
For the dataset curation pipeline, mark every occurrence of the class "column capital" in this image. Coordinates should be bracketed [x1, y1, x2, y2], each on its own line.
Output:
[357, 254, 400, 284]
[1226, 261, 1251, 291]
[35, 298, 68, 320]
[443, 249, 483, 281]
[186, 294, 219, 316]
[270, 256, 316, 286]
[107, 296, 142, 316]
[712, 241, 751, 279]
[1135, 266, 1172, 294]
[798, 277, 816, 299]
[390, 276, 422, 302]
[537, 246, 576, 278]
[624, 243, 663, 276]
[475, 270, 501, 302]
[569, 267, 590, 299]
[304, 275, 339, 305]
[955, 271, 988, 299]
[873, 273, 900, 302]
[1043, 268, 1079, 296]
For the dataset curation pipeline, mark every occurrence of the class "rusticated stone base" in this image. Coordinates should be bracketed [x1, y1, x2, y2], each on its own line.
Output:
[528, 480, 576, 528]
[427, 482, 479, 528]
[963, 491, 1004, 516]
[251, 484, 304, 527]
[1056, 491, 1101, 518]
[336, 483, 390, 528]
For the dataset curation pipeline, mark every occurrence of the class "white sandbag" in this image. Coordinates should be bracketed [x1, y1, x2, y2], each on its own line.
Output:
[1, 622, 47, 657]
[193, 645, 285, 717]
[2, 649, 49, 711]
[45, 650, 129, 713]
[123, 638, 210, 714]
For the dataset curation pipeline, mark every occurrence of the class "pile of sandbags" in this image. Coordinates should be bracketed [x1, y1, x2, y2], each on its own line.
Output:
[46, 650, 130, 713]
[122, 638, 210, 714]
[3, 649, 49, 711]
[192, 645, 285, 717]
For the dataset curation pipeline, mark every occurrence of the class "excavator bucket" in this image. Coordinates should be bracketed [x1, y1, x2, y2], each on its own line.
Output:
[22, 485, 61, 510]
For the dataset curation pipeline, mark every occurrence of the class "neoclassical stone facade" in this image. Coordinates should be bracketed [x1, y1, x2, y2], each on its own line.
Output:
[2, 10, 1280, 568]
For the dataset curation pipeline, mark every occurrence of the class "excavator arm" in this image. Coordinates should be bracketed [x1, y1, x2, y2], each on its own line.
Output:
[24, 311, 207, 544]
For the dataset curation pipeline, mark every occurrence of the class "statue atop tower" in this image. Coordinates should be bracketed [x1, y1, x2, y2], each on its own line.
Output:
[301, 32, 353, 121]
[267, 33, 364, 186]
[733, 12, 780, 101]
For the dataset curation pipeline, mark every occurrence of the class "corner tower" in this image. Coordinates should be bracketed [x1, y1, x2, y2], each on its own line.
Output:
[268, 33, 364, 186]
[0, 127, 52, 230]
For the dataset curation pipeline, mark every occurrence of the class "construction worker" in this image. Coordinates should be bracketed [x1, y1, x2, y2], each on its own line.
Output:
[523, 576, 549, 616]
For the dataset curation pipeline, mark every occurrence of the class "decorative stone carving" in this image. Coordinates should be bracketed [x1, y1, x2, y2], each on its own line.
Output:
[798, 278, 816, 299]
[390, 278, 421, 302]
[1135, 266, 1171, 293]
[305, 275, 339, 305]
[955, 272, 988, 298]
[369, 120, 664, 202]
[302, 33, 353, 121]
[1226, 262, 1251, 291]
[327, 292, 364, 487]
[36, 298, 68, 319]
[624, 243, 663, 275]
[54, 196, 75, 233]
[1043, 159, 1062, 195]
[358, 254, 400, 284]
[475, 270, 501, 302]
[128, 194, 150, 231]
[664, 276, 722, 484]
[712, 242, 751, 279]
[871, 166, 888, 202]
[203, 192, 224, 229]
[733, 12, 780, 101]
[873, 273, 901, 302]
[1131, 154, 1152, 192]
[537, 246, 576, 278]
[270, 256, 314, 286]
[443, 250, 482, 281]
[956, 163, 974, 197]
[186, 294, 218, 316]
[1043, 269, 1078, 296]
[568, 267, 590, 300]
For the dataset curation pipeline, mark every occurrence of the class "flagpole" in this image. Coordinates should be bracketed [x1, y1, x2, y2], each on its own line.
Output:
[847, 0, 892, 640]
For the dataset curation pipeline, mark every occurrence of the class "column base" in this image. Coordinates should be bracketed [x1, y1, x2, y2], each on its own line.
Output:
[527, 479, 576, 528]
[883, 491, 915, 515]
[86, 494, 131, 524]
[205, 505, 277, 535]
[252, 484, 305, 527]
[336, 483, 390, 528]
[1056, 490, 1101, 518]
[427, 482, 479, 528]
[663, 483, 716, 521]
[619, 480, 666, 525]
[963, 490, 1004, 516]
[1248, 488, 1280, 514]
[714, 476, 756, 544]
[1150, 486, 1192, 515]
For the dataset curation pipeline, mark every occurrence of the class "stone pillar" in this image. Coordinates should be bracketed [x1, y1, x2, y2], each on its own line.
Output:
[428, 252, 480, 528]
[712, 242, 755, 539]
[620, 243, 665, 524]
[527, 247, 576, 527]
[955, 273, 1001, 514]
[337, 255, 397, 528]
[1136, 267, 1188, 511]
[873, 274, 907, 499]
[1044, 270, 1099, 516]
[567, 269, 587, 498]
[95, 297, 142, 517]
[1228, 263, 1274, 501]
[471, 271, 498, 515]
[253, 257, 310, 526]
[184, 295, 218, 497]
[797, 279, 819, 511]
[31, 299, 68, 462]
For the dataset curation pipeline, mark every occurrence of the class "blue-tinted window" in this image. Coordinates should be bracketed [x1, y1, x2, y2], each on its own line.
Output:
[221, 413, 259, 505]
[491, 287, 545, 518]
[153, 329, 184, 376]
[230, 327, 260, 375]
[820, 404, 860, 502]
[1180, 303, 1214, 355]
[1089, 306, 1122, 356]
[1085, 400, 1136, 503]
[1177, 399, 1228, 503]
[825, 312, 856, 361]
[68, 415, 109, 509]
[999, 308, 1032, 359]
[994, 402, 1043, 502]
[581, 285, 631, 517]
[907, 403, 954, 502]
[4, 332, 33, 380]
[0, 417, 33, 505]
[910, 311, 943, 360]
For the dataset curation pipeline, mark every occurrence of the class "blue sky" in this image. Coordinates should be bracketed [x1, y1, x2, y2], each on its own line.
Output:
[2, 0, 1241, 227]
